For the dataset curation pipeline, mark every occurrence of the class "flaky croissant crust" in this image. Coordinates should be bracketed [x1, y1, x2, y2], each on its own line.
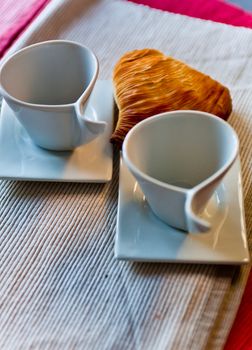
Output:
[111, 49, 232, 148]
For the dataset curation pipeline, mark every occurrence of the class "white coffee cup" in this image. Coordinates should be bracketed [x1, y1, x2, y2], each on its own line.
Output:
[0, 40, 106, 151]
[122, 110, 239, 232]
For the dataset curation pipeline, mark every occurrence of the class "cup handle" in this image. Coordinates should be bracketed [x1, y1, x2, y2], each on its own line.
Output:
[185, 191, 210, 233]
[75, 102, 106, 134]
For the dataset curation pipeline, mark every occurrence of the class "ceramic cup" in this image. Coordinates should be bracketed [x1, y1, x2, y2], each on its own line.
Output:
[122, 110, 239, 232]
[0, 40, 106, 151]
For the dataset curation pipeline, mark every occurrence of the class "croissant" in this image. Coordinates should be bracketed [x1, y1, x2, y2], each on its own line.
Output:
[111, 49, 232, 148]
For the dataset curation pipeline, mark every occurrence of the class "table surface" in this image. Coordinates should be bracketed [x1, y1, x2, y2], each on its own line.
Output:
[229, 0, 252, 11]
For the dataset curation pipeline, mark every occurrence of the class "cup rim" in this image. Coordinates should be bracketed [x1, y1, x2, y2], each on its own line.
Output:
[0, 39, 99, 110]
[122, 110, 239, 193]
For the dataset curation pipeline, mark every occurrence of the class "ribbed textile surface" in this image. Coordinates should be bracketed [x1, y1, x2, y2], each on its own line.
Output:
[0, 0, 251, 349]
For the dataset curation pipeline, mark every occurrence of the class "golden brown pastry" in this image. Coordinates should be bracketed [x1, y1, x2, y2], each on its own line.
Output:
[111, 49, 232, 148]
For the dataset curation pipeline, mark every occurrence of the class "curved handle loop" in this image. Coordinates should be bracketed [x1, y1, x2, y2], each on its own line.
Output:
[185, 191, 211, 233]
[75, 102, 106, 135]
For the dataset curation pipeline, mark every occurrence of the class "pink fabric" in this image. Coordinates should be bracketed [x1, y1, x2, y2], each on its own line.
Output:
[224, 271, 252, 350]
[0, 0, 50, 58]
[130, 0, 252, 28]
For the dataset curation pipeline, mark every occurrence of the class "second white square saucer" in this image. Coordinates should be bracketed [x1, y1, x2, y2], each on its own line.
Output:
[115, 158, 249, 264]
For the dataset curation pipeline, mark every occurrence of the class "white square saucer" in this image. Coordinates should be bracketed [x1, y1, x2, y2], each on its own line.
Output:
[0, 80, 113, 182]
[115, 158, 250, 264]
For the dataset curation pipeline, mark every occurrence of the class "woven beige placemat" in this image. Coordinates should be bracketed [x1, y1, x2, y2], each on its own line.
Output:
[0, 0, 251, 349]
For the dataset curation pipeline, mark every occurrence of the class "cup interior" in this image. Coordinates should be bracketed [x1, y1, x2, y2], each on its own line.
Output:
[123, 112, 238, 189]
[0, 41, 97, 105]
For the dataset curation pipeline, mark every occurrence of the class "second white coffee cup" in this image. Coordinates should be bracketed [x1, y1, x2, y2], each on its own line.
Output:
[122, 110, 239, 232]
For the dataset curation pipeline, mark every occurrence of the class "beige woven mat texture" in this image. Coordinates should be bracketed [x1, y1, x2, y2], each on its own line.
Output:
[0, 0, 251, 349]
